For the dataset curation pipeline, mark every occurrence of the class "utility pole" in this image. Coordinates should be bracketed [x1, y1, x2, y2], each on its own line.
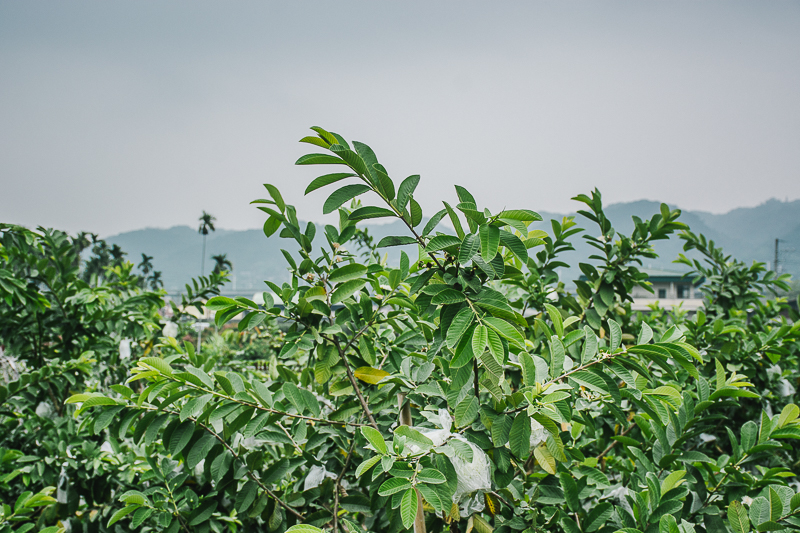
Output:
[774, 238, 780, 273]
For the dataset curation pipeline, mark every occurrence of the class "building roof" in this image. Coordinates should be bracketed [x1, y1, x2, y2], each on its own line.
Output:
[639, 268, 704, 285]
[578, 267, 704, 285]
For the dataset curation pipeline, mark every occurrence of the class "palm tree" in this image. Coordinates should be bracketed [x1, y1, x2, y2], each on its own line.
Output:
[149, 271, 163, 290]
[82, 238, 110, 283]
[138, 253, 154, 276]
[198, 211, 216, 276]
[72, 232, 94, 270]
[73, 232, 93, 255]
[138, 254, 154, 289]
[211, 253, 232, 275]
[110, 244, 126, 267]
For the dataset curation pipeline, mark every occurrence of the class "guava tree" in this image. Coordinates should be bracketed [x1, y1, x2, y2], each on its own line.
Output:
[67, 128, 800, 533]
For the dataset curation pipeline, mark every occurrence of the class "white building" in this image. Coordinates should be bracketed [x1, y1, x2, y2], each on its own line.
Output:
[629, 268, 704, 311]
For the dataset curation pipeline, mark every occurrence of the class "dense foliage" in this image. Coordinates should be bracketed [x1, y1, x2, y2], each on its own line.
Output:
[1, 127, 799, 533]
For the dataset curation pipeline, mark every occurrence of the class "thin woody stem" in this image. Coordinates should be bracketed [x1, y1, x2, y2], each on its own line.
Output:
[333, 434, 358, 533]
[326, 288, 379, 431]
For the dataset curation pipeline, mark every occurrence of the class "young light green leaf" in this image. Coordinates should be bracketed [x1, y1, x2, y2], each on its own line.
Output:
[545, 303, 564, 337]
[361, 426, 388, 454]
[356, 455, 381, 478]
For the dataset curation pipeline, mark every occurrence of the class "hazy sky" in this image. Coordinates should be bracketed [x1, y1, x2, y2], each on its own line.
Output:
[2, 2, 799, 236]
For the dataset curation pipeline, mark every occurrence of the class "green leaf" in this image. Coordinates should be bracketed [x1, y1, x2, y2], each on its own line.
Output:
[286, 527, 325, 533]
[545, 303, 563, 337]
[560, 472, 579, 512]
[377, 235, 418, 247]
[660, 515, 680, 533]
[422, 209, 447, 236]
[169, 420, 195, 456]
[188, 501, 218, 526]
[778, 404, 799, 428]
[304, 173, 356, 195]
[187, 432, 216, 469]
[264, 184, 285, 211]
[426, 235, 461, 252]
[496, 209, 542, 222]
[791, 492, 800, 511]
[331, 279, 367, 304]
[262, 458, 290, 485]
[729, 501, 750, 533]
[296, 153, 348, 166]
[432, 288, 466, 305]
[417, 483, 444, 512]
[235, 480, 258, 513]
[534, 445, 557, 475]
[768, 487, 782, 521]
[443, 201, 465, 239]
[549, 336, 565, 377]
[519, 353, 537, 386]
[206, 296, 238, 311]
[484, 316, 525, 350]
[348, 206, 396, 221]
[750, 497, 771, 527]
[608, 319, 622, 351]
[570, 370, 610, 397]
[263, 216, 281, 237]
[581, 327, 598, 363]
[411, 198, 424, 227]
[472, 325, 488, 357]
[458, 233, 479, 263]
[378, 477, 412, 496]
[417, 468, 446, 484]
[139, 357, 173, 376]
[585, 502, 613, 532]
[107, 505, 138, 527]
[397, 175, 420, 210]
[400, 488, 419, 530]
[446, 307, 474, 349]
[498, 230, 528, 262]
[356, 455, 381, 478]
[354, 367, 390, 385]
[329, 263, 367, 284]
[479, 224, 500, 262]
[487, 329, 504, 366]
[361, 426, 388, 454]
[455, 396, 479, 428]
[323, 184, 371, 214]
[660, 470, 686, 493]
[638, 322, 654, 344]
[509, 412, 532, 460]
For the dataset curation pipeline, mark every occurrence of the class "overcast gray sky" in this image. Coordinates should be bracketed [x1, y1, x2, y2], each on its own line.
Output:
[2, 1, 799, 236]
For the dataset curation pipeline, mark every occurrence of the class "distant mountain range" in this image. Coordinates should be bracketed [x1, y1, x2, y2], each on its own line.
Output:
[107, 199, 800, 296]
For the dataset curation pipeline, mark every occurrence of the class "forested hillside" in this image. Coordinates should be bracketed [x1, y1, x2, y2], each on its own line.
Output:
[107, 199, 800, 295]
